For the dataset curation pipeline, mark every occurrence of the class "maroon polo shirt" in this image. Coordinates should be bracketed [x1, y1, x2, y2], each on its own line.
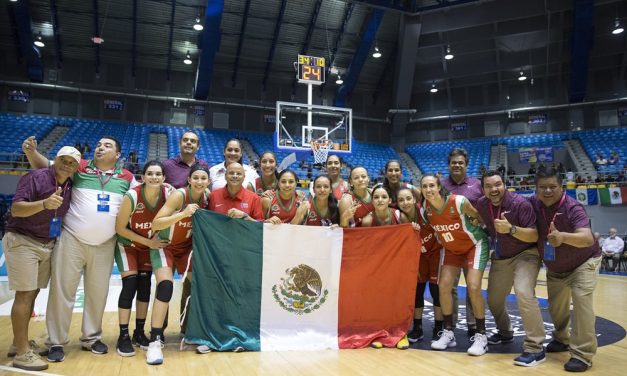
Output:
[529, 194, 601, 273]
[162, 156, 210, 189]
[441, 175, 483, 205]
[208, 186, 264, 220]
[476, 191, 537, 259]
[5, 167, 73, 243]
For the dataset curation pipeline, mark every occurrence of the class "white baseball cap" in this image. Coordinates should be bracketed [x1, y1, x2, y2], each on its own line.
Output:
[56, 146, 81, 164]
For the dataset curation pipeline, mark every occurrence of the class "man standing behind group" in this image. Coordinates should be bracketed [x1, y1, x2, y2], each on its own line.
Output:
[3, 146, 80, 371]
[476, 171, 546, 367]
[22, 136, 136, 362]
[161, 130, 209, 335]
[530, 169, 601, 373]
[441, 148, 483, 337]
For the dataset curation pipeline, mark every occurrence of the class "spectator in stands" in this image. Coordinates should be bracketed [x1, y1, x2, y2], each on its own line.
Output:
[595, 153, 607, 166]
[476, 171, 545, 367]
[441, 148, 483, 338]
[529, 169, 601, 372]
[538, 163, 547, 174]
[601, 228, 624, 272]
[507, 166, 516, 177]
[497, 163, 506, 177]
[594, 175, 603, 183]
[575, 175, 585, 184]
[479, 163, 487, 176]
[2, 146, 80, 371]
[22, 135, 137, 362]
[528, 164, 536, 175]
[566, 169, 575, 182]
[608, 151, 619, 165]
[557, 162, 566, 176]
[210, 138, 258, 192]
[74, 140, 82, 152]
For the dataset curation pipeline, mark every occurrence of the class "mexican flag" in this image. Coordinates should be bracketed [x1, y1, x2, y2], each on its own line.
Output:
[598, 187, 627, 206]
[184, 210, 420, 351]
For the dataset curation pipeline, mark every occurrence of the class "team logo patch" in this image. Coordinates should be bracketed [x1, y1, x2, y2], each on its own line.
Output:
[308, 211, 317, 219]
[241, 202, 249, 209]
[271, 204, 280, 213]
[136, 203, 145, 211]
[272, 264, 328, 315]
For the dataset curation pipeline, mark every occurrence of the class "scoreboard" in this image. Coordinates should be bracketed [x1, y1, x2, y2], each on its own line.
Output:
[297, 55, 325, 85]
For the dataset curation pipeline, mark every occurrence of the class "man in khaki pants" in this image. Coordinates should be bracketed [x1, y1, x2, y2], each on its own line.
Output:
[476, 171, 546, 367]
[529, 169, 601, 372]
[2, 146, 80, 371]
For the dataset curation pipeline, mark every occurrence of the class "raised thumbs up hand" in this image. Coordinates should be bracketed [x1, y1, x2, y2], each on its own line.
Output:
[43, 187, 64, 210]
[547, 221, 563, 247]
[493, 212, 510, 234]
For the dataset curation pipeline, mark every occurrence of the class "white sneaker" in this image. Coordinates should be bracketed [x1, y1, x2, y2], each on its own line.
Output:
[430, 329, 456, 350]
[146, 340, 163, 365]
[196, 345, 212, 354]
[467, 333, 488, 356]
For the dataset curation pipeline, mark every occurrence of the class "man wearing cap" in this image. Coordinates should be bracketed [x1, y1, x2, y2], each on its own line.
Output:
[22, 136, 136, 362]
[2, 146, 80, 371]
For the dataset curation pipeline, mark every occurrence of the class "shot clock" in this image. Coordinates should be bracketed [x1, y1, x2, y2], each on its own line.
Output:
[297, 55, 325, 85]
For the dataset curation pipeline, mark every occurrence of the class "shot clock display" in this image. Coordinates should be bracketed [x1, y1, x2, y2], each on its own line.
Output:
[297, 55, 325, 85]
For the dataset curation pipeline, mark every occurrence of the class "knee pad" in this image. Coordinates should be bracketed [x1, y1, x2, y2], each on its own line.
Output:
[156, 280, 173, 303]
[415, 283, 427, 309]
[429, 283, 440, 307]
[136, 271, 152, 303]
[118, 275, 138, 309]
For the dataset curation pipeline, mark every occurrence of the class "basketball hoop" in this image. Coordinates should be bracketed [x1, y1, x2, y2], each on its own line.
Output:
[311, 139, 332, 164]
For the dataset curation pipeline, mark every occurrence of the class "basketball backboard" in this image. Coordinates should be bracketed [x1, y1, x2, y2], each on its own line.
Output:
[275, 101, 352, 155]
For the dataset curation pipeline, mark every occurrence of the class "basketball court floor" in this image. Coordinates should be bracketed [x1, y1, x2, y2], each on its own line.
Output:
[0, 270, 625, 375]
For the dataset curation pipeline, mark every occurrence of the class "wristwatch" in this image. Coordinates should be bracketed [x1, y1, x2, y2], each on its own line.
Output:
[509, 225, 517, 236]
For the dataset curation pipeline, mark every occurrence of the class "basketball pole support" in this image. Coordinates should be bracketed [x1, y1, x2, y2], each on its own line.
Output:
[307, 83, 313, 143]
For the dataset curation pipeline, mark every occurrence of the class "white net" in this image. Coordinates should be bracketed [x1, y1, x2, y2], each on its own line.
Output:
[311, 140, 332, 164]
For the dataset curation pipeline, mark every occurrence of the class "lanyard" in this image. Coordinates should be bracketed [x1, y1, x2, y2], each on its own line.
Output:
[53, 175, 71, 218]
[541, 193, 566, 232]
[96, 169, 113, 192]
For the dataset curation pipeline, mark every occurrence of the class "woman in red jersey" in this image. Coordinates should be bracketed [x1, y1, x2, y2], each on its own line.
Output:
[326, 154, 350, 200]
[262, 169, 306, 224]
[382, 160, 421, 207]
[114, 161, 170, 357]
[148, 164, 210, 365]
[339, 166, 374, 228]
[361, 184, 399, 227]
[396, 187, 444, 344]
[299, 175, 340, 226]
[420, 175, 489, 357]
[255, 151, 278, 195]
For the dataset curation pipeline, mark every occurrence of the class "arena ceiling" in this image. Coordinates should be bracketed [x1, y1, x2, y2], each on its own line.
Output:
[1, 0, 626, 109]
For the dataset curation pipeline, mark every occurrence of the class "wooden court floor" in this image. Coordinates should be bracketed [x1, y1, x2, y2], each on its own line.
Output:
[0, 271, 626, 376]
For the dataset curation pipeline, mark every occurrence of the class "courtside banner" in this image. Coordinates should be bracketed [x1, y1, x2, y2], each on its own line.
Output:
[185, 210, 420, 351]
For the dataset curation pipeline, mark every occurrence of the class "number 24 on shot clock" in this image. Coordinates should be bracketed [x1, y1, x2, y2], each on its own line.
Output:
[297, 55, 325, 85]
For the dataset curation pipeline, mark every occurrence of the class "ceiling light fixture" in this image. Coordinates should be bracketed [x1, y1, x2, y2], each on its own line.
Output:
[612, 18, 624, 35]
[184, 51, 192, 65]
[33, 32, 45, 48]
[336, 75, 343, 85]
[193, 17, 204, 31]
[444, 45, 454, 60]
[518, 70, 527, 81]
[430, 83, 438, 93]
[372, 45, 381, 59]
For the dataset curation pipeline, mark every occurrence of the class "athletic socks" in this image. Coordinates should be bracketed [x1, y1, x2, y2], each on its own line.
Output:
[136, 318, 146, 333]
[413, 319, 422, 331]
[476, 318, 486, 334]
[120, 324, 129, 337]
[150, 327, 164, 342]
[443, 314, 454, 331]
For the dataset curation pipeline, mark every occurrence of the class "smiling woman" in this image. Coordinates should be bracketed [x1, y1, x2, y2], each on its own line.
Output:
[209, 138, 258, 192]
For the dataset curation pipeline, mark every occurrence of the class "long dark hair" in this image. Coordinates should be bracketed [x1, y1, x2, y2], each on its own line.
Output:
[277, 169, 299, 187]
[382, 159, 402, 203]
[260, 151, 279, 180]
[313, 175, 339, 224]
[348, 165, 369, 191]
[223, 138, 243, 164]
[142, 160, 165, 176]
[419, 174, 449, 206]
[189, 162, 210, 178]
